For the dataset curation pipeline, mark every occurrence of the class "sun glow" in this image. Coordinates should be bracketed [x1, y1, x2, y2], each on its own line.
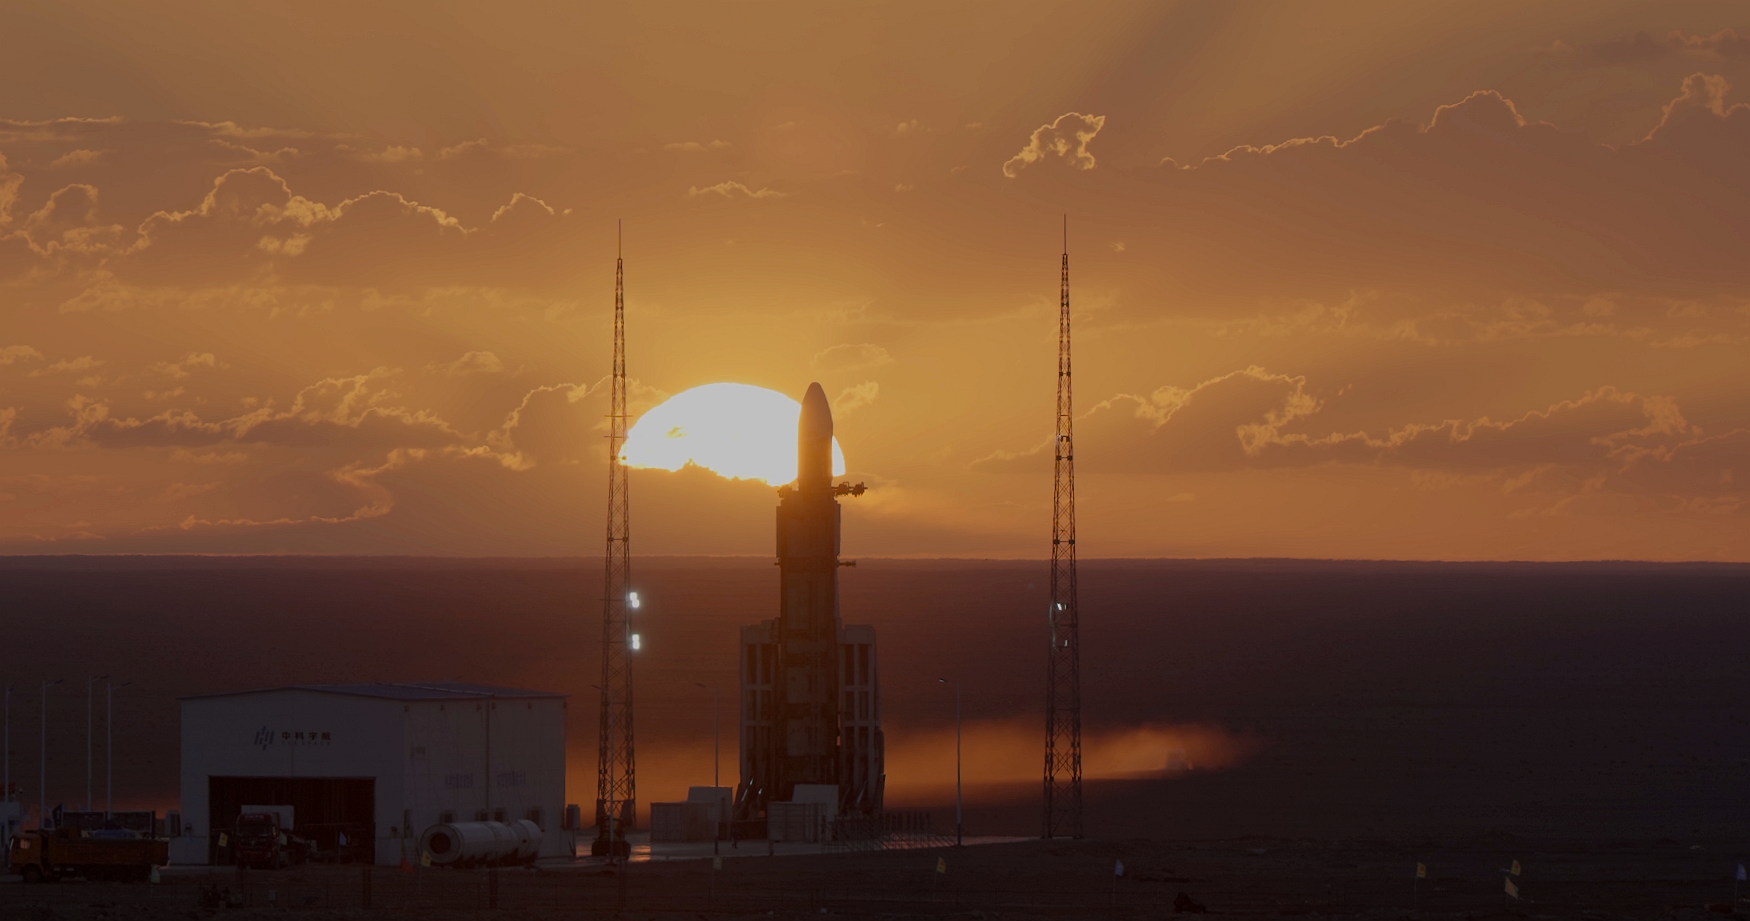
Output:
[622, 383, 846, 485]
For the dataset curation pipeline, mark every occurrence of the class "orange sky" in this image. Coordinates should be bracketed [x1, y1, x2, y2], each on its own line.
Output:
[1, 1, 1747, 559]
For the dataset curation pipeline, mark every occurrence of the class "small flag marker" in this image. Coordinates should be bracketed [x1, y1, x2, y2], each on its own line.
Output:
[421, 851, 432, 868]
[1510, 859, 1522, 877]
[218, 833, 228, 848]
[1504, 876, 1519, 899]
[936, 857, 947, 874]
[1416, 862, 1427, 879]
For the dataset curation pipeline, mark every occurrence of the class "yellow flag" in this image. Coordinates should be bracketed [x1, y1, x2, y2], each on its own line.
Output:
[421, 851, 432, 867]
[1416, 863, 1426, 879]
[1504, 877, 1519, 899]
[1510, 859, 1522, 877]
[218, 833, 229, 847]
[936, 857, 947, 874]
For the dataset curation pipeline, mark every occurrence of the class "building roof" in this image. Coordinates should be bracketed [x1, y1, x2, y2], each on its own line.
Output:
[182, 681, 567, 702]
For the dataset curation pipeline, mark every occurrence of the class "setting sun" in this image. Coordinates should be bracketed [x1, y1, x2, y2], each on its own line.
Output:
[621, 383, 847, 485]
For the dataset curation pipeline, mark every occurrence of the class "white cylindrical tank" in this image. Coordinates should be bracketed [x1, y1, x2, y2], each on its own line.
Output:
[420, 821, 518, 866]
[507, 819, 543, 861]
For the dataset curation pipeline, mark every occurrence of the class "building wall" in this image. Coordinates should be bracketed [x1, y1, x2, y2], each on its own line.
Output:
[175, 690, 404, 865]
[177, 690, 570, 866]
[400, 697, 569, 859]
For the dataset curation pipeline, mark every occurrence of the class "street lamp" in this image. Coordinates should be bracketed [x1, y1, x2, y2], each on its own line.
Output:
[86, 675, 108, 812]
[694, 682, 721, 855]
[41, 678, 63, 828]
[107, 681, 131, 817]
[937, 677, 962, 847]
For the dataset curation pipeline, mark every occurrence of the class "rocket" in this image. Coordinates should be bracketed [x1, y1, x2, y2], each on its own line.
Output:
[738, 382, 880, 822]
[772, 383, 846, 795]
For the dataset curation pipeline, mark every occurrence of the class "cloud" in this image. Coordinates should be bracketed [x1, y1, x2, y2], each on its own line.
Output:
[337, 144, 423, 163]
[686, 180, 785, 199]
[438, 139, 572, 161]
[1577, 28, 1750, 65]
[811, 342, 894, 374]
[1002, 112, 1106, 178]
[1135, 75, 1750, 302]
[48, 149, 109, 168]
[28, 355, 104, 377]
[0, 346, 43, 366]
[22, 369, 462, 450]
[663, 139, 731, 152]
[832, 381, 879, 416]
[149, 352, 217, 379]
[427, 350, 506, 376]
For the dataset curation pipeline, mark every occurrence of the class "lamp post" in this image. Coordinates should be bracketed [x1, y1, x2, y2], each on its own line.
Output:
[107, 681, 130, 817]
[41, 678, 63, 828]
[937, 677, 962, 846]
[693, 682, 721, 855]
[86, 675, 107, 812]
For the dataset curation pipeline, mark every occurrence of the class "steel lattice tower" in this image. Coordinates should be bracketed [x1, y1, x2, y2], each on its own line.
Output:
[1043, 218, 1083, 839]
[593, 221, 636, 857]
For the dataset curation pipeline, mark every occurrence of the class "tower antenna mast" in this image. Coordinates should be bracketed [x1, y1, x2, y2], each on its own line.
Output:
[594, 220, 636, 857]
[1044, 215, 1083, 839]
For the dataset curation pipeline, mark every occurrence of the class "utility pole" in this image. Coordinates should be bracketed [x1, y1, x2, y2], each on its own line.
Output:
[1043, 216, 1084, 839]
[86, 675, 105, 812]
[107, 681, 130, 816]
[939, 678, 963, 846]
[594, 220, 637, 859]
[41, 678, 62, 828]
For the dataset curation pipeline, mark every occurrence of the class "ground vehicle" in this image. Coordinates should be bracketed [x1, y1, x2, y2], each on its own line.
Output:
[7, 828, 168, 883]
[233, 811, 315, 869]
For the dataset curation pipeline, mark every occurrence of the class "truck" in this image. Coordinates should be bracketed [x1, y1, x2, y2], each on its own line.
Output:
[232, 810, 315, 869]
[8, 827, 169, 883]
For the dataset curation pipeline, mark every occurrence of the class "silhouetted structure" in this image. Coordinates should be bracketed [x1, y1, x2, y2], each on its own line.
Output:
[736, 384, 883, 829]
[593, 223, 635, 857]
[1044, 219, 1083, 839]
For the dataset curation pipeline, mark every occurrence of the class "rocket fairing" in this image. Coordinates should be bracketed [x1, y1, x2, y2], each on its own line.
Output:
[798, 381, 834, 492]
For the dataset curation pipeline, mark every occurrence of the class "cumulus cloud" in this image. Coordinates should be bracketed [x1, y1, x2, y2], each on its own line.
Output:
[149, 352, 217, 379]
[811, 343, 894, 374]
[337, 144, 423, 163]
[22, 369, 461, 451]
[438, 139, 571, 161]
[1002, 112, 1106, 178]
[28, 355, 104, 377]
[427, 350, 506, 376]
[0, 346, 43, 366]
[687, 180, 785, 199]
[1577, 28, 1750, 65]
[833, 381, 879, 415]
[49, 149, 109, 169]
[663, 139, 731, 152]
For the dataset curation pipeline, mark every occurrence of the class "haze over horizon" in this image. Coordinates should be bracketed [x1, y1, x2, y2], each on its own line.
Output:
[4, 1, 1749, 561]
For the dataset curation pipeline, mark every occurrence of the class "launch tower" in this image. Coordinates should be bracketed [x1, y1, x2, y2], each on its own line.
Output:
[1043, 219, 1083, 839]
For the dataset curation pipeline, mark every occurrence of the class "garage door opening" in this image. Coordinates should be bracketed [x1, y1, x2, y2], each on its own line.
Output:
[208, 776, 374, 863]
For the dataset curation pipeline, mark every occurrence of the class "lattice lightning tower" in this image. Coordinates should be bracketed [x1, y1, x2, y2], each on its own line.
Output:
[593, 221, 636, 857]
[1043, 217, 1083, 839]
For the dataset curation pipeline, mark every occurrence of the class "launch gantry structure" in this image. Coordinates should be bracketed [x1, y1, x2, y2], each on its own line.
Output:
[594, 222, 636, 857]
[1044, 218, 1083, 839]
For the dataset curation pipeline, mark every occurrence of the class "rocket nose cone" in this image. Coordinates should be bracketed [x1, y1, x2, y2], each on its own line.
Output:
[800, 382, 833, 439]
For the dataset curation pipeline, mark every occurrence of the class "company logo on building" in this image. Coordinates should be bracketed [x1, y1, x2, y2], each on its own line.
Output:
[252, 725, 332, 750]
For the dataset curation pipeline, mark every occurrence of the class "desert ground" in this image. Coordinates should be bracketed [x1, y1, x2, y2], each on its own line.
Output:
[2, 557, 1748, 918]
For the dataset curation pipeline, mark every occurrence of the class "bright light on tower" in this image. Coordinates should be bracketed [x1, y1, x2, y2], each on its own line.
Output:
[631, 634, 642, 651]
[629, 591, 641, 610]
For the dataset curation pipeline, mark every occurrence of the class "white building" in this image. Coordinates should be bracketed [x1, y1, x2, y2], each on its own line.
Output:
[172, 683, 572, 866]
